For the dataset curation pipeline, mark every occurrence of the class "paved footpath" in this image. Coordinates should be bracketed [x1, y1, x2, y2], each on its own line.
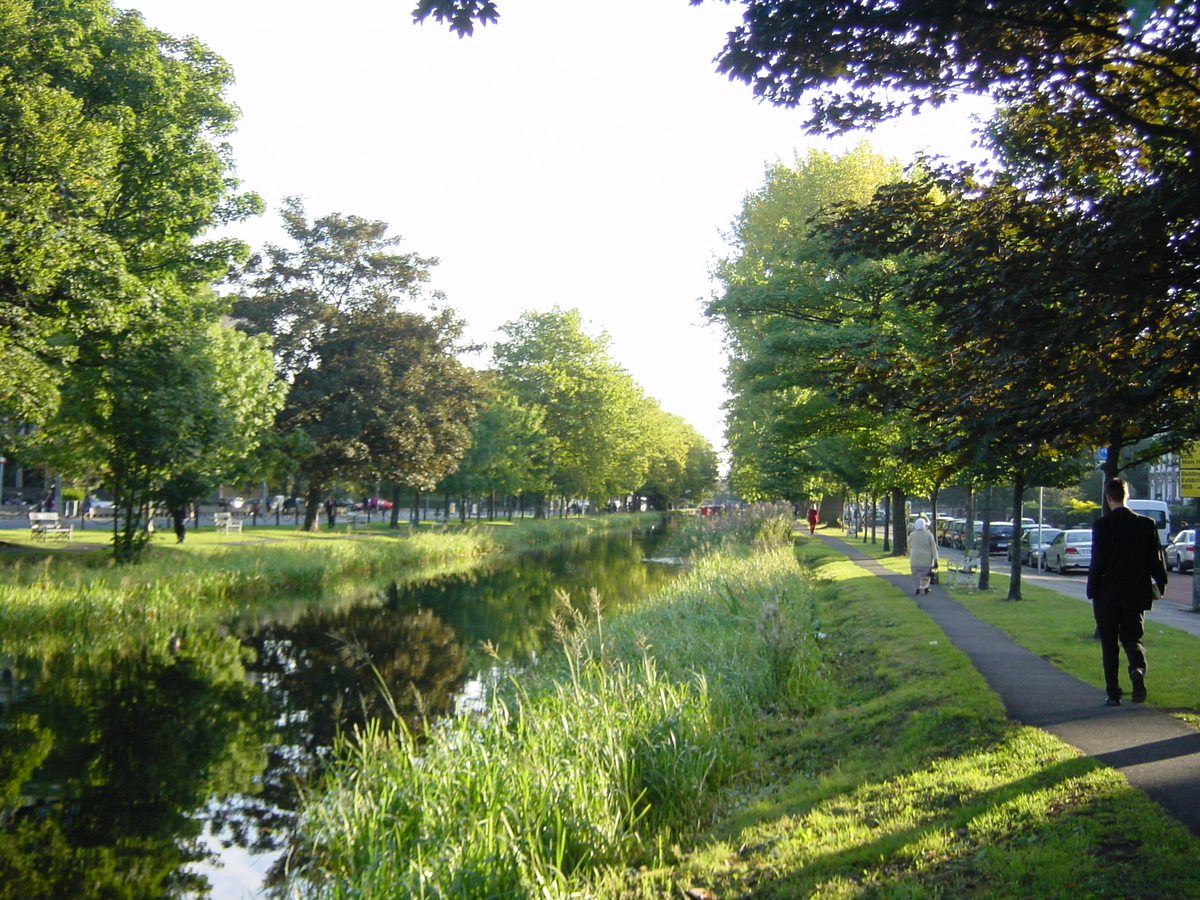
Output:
[823, 534, 1200, 839]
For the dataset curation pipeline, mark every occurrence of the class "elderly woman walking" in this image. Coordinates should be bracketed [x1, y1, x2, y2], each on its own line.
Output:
[909, 518, 939, 595]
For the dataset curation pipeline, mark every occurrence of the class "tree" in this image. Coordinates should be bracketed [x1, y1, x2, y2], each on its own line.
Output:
[41, 317, 283, 561]
[0, 0, 260, 421]
[491, 308, 649, 514]
[820, 165, 1200, 482]
[635, 403, 718, 510]
[438, 382, 556, 519]
[711, 0, 1200, 476]
[707, 1, 1199, 146]
[708, 145, 933, 543]
[232, 201, 483, 530]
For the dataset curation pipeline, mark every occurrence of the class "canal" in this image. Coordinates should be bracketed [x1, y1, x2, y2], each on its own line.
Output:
[0, 524, 682, 899]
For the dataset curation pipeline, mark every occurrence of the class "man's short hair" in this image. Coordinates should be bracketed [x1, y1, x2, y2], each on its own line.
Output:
[1105, 478, 1129, 504]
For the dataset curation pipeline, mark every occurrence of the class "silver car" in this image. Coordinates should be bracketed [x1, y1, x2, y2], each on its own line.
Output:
[1044, 529, 1093, 574]
[1020, 526, 1062, 568]
[1165, 529, 1195, 573]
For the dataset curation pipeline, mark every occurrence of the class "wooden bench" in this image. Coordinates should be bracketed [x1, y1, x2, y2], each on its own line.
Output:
[213, 511, 243, 534]
[945, 551, 980, 585]
[29, 511, 72, 542]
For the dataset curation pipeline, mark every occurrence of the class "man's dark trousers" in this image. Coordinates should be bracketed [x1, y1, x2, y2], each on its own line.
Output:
[1093, 600, 1146, 699]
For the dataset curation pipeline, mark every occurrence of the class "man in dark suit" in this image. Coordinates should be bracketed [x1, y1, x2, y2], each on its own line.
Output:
[1086, 478, 1168, 706]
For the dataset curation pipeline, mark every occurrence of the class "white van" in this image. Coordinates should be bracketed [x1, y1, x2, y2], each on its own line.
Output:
[1127, 499, 1171, 547]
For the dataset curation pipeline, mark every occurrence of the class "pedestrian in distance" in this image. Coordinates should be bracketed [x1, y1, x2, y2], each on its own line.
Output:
[807, 506, 819, 535]
[909, 518, 939, 595]
[1086, 478, 1168, 707]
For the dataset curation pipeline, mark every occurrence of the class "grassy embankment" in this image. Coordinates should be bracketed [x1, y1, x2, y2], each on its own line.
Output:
[290, 512, 1200, 899]
[0, 512, 657, 659]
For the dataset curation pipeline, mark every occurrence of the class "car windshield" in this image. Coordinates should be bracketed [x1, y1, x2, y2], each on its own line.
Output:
[1065, 530, 1092, 543]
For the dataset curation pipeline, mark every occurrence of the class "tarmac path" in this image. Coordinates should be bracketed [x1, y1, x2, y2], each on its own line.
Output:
[822, 533, 1200, 839]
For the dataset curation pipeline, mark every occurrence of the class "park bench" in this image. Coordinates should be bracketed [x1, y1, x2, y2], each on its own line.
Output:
[945, 550, 980, 585]
[29, 511, 72, 542]
[213, 511, 243, 535]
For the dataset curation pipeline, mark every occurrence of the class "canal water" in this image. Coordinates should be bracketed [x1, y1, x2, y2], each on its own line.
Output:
[0, 525, 682, 899]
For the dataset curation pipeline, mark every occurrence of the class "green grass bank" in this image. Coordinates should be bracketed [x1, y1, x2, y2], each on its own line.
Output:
[290, 517, 1200, 899]
[0, 513, 659, 660]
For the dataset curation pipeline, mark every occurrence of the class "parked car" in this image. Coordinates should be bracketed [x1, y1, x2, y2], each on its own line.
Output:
[352, 498, 395, 511]
[950, 519, 979, 550]
[1165, 529, 1195, 573]
[937, 518, 960, 547]
[934, 517, 956, 546]
[981, 521, 1016, 555]
[1019, 526, 1062, 567]
[1044, 529, 1093, 574]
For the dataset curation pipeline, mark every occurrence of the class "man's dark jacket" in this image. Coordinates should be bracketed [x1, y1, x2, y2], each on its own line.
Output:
[1086, 506, 1168, 609]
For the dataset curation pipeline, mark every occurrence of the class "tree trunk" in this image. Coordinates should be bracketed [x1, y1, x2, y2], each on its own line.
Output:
[413, 489, 422, 526]
[533, 491, 546, 519]
[883, 493, 891, 553]
[979, 484, 994, 590]
[389, 484, 403, 528]
[1102, 434, 1125, 511]
[1006, 473, 1026, 600]
[891, 486, 907, 556]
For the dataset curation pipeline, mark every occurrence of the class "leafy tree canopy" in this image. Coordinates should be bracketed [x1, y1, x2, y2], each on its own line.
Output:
[0, 0, 261, 418]
[232, 201, 482, 530]
[492, 307, 652, 503]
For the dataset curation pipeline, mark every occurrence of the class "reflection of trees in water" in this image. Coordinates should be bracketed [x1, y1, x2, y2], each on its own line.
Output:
[391, 528, 677, 664]
[0, 634, 271, 899]
[245, 603, 469, 746]
[237, 601, 471, 893]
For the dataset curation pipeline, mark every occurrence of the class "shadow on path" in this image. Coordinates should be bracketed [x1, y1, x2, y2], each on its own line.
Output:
[822, 533, 1200, 838]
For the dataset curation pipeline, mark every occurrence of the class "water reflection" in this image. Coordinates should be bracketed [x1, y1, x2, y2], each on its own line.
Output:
[1, 525, 678, 899]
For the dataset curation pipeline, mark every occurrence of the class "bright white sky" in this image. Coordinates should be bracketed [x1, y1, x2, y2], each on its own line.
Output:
[125, 0, 992, 456]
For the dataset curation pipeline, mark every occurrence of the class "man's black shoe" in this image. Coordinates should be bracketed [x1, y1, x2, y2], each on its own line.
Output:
[1104, 697, 1122, 707]
[1131, 671, 1147, 703]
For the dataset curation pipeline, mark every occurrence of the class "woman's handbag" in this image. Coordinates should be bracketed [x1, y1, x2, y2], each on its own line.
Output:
[929, 563, 940, 585]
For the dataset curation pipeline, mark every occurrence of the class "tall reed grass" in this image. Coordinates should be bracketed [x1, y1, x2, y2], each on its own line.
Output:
[660, 501, 798, 560]
[290, 545, 823, 899]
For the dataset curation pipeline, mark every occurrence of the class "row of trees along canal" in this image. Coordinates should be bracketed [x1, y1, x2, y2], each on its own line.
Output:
[0, 0, 718, 562]
[689, 0, 1200, 599]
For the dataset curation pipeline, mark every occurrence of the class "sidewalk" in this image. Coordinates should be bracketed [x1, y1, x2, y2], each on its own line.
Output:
[823, 534, 1200, 839]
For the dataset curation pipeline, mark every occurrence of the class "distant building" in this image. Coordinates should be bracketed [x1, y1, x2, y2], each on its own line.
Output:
[1148, 451, 1181, 503]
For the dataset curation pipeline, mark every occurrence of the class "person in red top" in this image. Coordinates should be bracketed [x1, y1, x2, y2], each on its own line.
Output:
[807, 507, 819, 535]
[1086, 478, 1169, 706]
